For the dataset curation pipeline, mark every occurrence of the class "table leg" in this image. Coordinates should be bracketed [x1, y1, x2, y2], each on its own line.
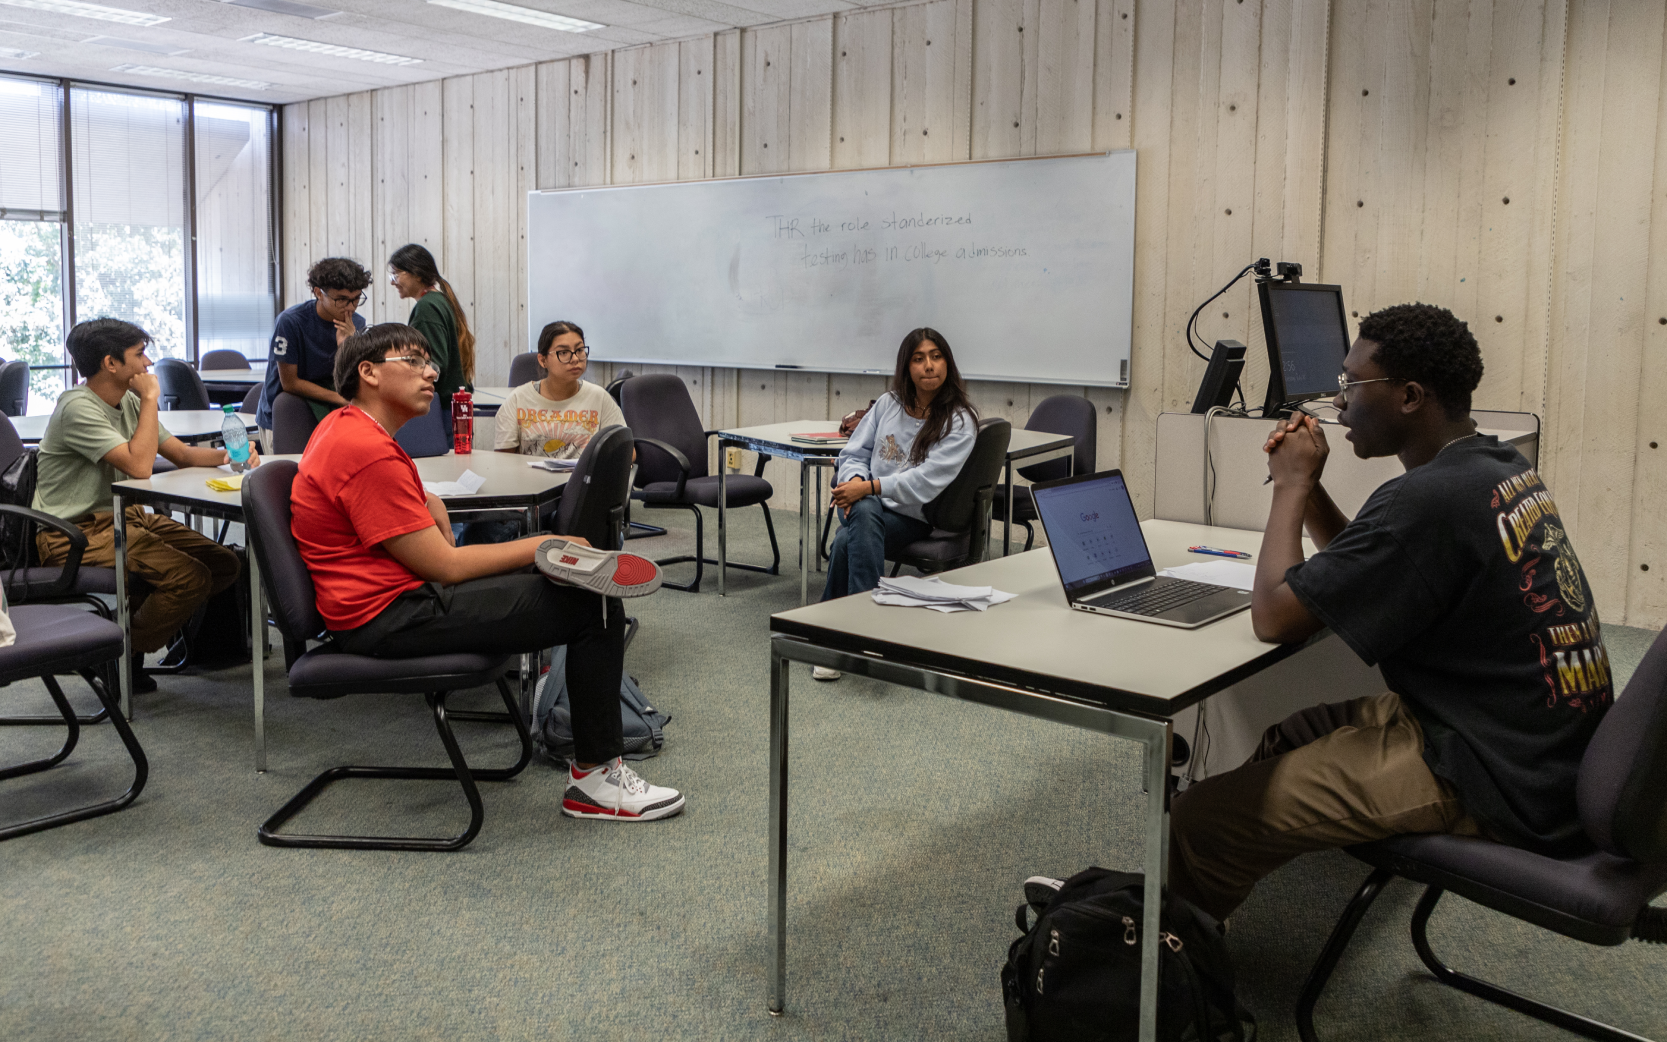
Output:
[521, 504, 536, 721]
[113, 493, 131, 720]
[1003, 459, 1015, 557]
[798, 462, 812, 606]
[767, 640, 791, 1015]
[1138, 719, 1172, 1042]
[719, 456, 728, 597]
[250, 547, 266, 773]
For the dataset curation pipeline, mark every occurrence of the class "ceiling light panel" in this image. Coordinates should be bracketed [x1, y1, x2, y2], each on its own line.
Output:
[111, 63, 270, 89]
[0, 0, 167, 27]
[87, 35, 188, 55]
[0, 45, 36, 57]
[243, 32, 422, 66]
[426, 0, 602, 33]
[220, 0, 340, 19]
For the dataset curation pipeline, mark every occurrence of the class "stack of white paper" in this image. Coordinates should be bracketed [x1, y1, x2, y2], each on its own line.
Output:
[527, 458, 577, 472]
[422, 469, 486, 497]
[1156, 560, 1256, 591]
[871, 574, 1018, 613]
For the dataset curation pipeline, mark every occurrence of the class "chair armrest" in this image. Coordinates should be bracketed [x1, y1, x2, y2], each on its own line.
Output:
[633, 437, 691, 499]
[0, 503, 87, 600]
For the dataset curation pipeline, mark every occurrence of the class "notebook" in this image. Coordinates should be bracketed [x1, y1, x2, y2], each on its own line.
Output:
[1030, 469, 1254, 629]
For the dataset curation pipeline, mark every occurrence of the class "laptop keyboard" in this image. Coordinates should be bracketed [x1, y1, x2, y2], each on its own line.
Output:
[1091, 579, 1228, 617]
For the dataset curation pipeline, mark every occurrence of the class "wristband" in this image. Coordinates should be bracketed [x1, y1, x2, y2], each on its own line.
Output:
[870, 479, 877, 497]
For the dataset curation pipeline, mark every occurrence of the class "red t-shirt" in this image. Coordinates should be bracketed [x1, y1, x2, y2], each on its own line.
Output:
[291, 405, 433, 630]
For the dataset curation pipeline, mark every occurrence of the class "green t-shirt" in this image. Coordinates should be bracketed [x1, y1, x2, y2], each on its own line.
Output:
[408, 290, 472, 399]
[32, 386, 173, 523]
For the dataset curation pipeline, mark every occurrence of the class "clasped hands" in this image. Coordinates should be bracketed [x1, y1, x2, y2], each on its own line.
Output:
[829, 477, 876, 513]
[1264, 413, 1329, 489]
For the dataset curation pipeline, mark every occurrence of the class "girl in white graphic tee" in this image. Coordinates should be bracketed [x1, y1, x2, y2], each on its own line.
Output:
[494, 321, 625, 459]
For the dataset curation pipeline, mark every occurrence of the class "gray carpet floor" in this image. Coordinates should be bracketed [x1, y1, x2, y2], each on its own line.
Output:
[2, 505, 1663, 1041]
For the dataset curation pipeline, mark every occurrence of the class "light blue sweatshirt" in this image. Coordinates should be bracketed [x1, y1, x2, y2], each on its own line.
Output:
[835, 392, 977, 523]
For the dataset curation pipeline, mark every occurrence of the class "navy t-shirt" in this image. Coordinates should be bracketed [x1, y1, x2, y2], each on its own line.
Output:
[1285, 436, 1613, 853]
[256, 300, 365, 429]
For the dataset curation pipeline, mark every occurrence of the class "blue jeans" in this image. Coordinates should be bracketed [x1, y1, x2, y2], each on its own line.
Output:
[821, 496, 932, 601]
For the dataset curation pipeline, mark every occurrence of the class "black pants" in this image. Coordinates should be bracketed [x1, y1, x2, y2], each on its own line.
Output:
[333, 574, 624, 764]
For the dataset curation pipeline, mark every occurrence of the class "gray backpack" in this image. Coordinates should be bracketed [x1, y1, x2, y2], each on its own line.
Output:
[531, 645, 669, 764]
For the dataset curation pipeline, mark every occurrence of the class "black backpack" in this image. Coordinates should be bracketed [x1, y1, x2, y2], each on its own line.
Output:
[1001, 867, 1254, 1042]
[0, 447, 38, 573]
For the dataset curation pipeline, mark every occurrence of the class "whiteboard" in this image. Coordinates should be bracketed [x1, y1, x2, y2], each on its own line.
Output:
[526, 152, 1136, 387]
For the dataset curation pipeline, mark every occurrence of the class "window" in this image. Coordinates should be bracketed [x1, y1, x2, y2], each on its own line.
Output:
[0, 73, 278, 416]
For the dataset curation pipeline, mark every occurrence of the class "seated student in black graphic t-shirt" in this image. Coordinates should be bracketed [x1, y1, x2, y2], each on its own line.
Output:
[1167, 303, 1612, 923]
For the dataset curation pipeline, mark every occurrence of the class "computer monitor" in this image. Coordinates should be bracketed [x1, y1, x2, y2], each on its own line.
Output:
[1258, 280, 1352, 415]
[1190, 339, 1247, 413]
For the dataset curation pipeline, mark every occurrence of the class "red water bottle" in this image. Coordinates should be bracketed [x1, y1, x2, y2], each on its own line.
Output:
[450, 390, 473, 454]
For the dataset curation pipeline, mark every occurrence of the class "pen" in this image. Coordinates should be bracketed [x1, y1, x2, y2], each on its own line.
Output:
[1188, 545, 1252, 559]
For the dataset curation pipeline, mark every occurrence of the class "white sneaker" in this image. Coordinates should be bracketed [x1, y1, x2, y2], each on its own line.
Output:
[562, 757, 685, 821]
[812, 666, 842, 681]
[536, 538, 663, 598]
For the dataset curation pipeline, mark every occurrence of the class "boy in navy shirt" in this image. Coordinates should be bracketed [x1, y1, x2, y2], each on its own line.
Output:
[255, 258, 371, 432]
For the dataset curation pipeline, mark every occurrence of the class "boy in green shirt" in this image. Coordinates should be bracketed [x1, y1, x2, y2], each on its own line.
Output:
[34, 319, 258, 690]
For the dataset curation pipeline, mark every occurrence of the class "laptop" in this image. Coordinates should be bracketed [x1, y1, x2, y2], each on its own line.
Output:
[1030, 469, 1254, 629]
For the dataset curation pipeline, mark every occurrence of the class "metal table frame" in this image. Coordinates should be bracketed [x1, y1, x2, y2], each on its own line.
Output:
[112, 461, 567, 771]
[765, 632, 1174, 1041]
[717, 430, 843, 604]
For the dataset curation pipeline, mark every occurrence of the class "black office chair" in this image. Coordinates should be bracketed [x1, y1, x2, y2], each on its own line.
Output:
[0, 604, 148, 841]
[508, 352, 542, 386]
[605, 370, 634, 406]
[154, 358, 211, 412]
[0, 414, 118, 621]
[239, 385, 261, 414]
[199, 349, 249, 370]
[395, 398, 450, 458]
[994, 395, 1096, 552]
[270, 391, 319, 454]
[242, 461, 533, 851]
[551, 423, 640, 649]
[1296, 625, 1667, 1042]
[619, 374, 780, 592]
[0, 359, 29, 417]
[883, 417, 1012, 576]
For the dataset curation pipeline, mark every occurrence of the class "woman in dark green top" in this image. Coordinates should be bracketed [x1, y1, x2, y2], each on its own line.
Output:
[388, 243, 475, 404]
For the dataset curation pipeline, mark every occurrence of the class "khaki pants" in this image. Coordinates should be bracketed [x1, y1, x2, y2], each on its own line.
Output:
[38, 507, 241, 654]
[1167, 691, 1485, 921]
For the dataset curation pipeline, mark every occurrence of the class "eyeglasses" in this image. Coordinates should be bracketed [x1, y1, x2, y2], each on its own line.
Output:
[550, 346, 589, 364]
[326, 292, 367, 307]
[1336, 373, 1399, 404]
[375, 354, 436, 372]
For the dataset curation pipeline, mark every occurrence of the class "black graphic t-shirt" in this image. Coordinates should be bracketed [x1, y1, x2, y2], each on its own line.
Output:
[1285, 435, 1612, 853]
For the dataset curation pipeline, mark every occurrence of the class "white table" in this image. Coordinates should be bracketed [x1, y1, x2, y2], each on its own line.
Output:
[766, 519, 1312, 1041]
[14, 410, 257, 446]
[111, 449, 569, 770]
[198, 368, 265, 387]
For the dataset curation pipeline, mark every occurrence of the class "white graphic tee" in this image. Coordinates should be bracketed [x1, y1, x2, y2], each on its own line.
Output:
[493, 379, 625, 459]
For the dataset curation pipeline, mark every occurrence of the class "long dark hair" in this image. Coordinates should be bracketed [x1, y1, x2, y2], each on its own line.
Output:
[389, 243, 475, 383]
[891, 327, 976, 464]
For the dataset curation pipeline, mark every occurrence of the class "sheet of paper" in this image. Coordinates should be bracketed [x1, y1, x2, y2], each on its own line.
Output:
[422, 468, 486, 497]
[1156, 560, 1257, 591]
[527, 458, 577, 471]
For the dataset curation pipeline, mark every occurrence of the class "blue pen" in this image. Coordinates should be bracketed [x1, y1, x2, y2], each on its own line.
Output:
[1188, 545, 1252, 559]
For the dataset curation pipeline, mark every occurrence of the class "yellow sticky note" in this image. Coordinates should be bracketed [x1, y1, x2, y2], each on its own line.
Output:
[205, 474, 244, 493]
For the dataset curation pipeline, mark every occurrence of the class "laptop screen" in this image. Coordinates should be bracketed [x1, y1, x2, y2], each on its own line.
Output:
[1031, 472, 1154, 593]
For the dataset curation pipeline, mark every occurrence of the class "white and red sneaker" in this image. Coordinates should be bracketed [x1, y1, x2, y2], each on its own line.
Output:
[562, 758, 685, 821]
[536, 538, 662, 598]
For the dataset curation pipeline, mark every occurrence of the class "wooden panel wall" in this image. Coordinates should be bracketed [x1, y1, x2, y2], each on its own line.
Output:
[279, 0, 1667, 627]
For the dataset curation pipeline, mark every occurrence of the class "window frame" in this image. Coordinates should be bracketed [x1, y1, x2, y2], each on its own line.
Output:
[0, 72, 280, 383]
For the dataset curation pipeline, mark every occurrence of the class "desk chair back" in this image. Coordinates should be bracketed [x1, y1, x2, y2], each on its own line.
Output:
[619, 375, 708, 484]
[0, 413, 118, 618]
[239, 385, 261, 414]
[922, 417, 1011, 533]
[508, 352, 542, 386]
[394, 399, 450, 458]
[1581, 628, 1667, 862]
[155, 358, 211, 412]
[0, 360, 28, 417]
[605, 370, 634, 406]
[1019, 394, 1097, 482]
[552, 424, 634, 551]
[270, 392, 318, 453]
[240, 461, 325, 660]
[200, 350, 249, 370]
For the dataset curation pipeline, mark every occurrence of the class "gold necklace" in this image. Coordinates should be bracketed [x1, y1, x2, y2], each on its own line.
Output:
[1438, 432, 1478, 454]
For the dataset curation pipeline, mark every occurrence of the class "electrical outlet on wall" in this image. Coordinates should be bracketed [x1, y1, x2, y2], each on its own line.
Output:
[725, 447, 742, 471]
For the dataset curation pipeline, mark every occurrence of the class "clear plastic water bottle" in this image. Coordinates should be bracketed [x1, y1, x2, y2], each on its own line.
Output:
[221, 404, 251, 472]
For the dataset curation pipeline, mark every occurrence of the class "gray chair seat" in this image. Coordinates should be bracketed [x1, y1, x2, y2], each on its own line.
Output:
[637, 474, 773, 508]
[6, 566, 119, 598]
[1359, 833, 1667, 939]
[287, 646, 510, 700]
[0, 606, 125, 683]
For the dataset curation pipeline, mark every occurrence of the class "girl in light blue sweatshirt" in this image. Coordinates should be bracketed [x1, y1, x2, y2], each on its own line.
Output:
[818, 329, 979, 662]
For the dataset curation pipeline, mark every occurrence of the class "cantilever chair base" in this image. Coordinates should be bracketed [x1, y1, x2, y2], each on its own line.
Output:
[259, 679, 532, 851]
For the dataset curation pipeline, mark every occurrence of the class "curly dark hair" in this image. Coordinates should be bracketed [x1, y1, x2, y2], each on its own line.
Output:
[1357, 303, 1484, 419]
[307, 257, 373, 293]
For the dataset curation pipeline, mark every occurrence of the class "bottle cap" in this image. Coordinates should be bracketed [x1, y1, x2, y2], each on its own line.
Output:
[222, 404, 235, 413]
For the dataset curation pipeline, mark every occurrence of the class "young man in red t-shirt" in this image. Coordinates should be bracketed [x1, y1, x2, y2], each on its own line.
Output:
[290, 323, 683, 821]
